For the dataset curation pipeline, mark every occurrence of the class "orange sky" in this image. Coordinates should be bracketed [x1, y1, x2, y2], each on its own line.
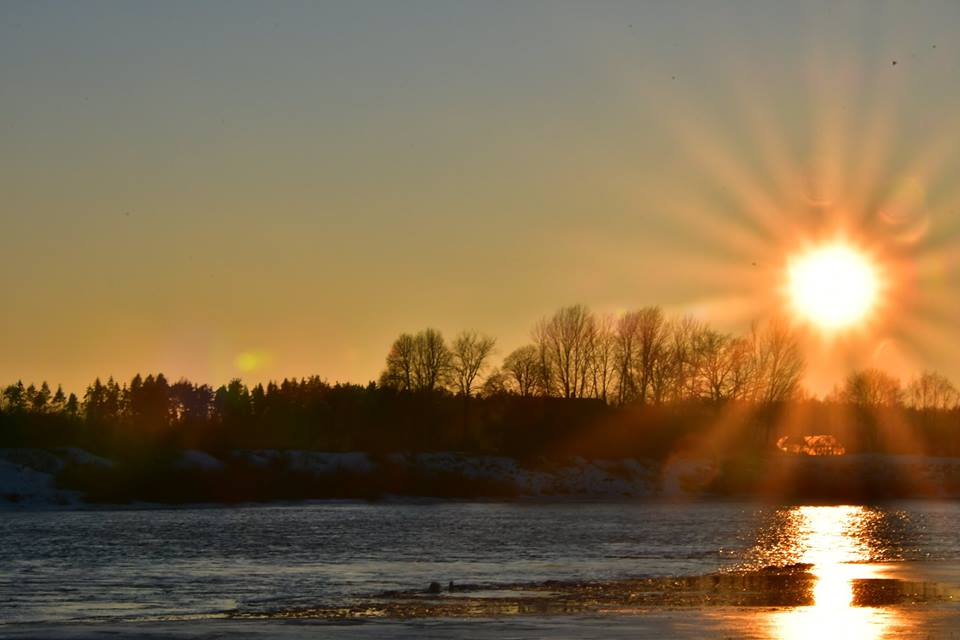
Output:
[3, 2, 960, 395]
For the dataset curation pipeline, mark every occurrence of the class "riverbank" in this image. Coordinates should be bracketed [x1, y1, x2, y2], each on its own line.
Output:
[4, 447, 960, 507]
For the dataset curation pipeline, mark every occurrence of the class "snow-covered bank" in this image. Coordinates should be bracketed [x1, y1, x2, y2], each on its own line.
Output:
[0, 448, 661, 505]
[6, 447, 960, 507]
[229, 449, 659, 497]
[0, 448, 112, 507]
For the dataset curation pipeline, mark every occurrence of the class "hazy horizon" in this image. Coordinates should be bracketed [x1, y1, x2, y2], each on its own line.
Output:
[5, 1, 960, 395]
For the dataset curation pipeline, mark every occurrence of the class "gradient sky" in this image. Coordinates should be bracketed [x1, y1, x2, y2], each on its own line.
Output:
[4, 1, 960, 394]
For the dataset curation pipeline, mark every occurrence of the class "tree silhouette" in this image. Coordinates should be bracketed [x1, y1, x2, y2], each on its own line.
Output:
[380, 329, 451, 392]
[588, 314, 616, 403]
[533, 304, 596, 399]
[906, 370, 959, 411]
[51, 385, 67, 413]
[65, 392, 80, 418]
[751, 319, 805, 403]
[449, 331, 496, 397]
[502, 345, 542, 397]
[635, 306, 668, 403]
[8, 301, 960, 476]
[380, 333, 416, 390]
[840, 368, 903, 407]
[412, 328, 450, 391]
[2, 381, 26, 412]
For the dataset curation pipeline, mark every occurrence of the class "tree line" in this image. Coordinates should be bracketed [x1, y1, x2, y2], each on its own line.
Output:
[2, 304, 959, 459]
[831, 368, 960, 411]
[381, 305, 807, 404]
[379, 304, 960, 411]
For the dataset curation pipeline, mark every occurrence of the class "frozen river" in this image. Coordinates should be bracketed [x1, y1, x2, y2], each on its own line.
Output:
[3, 500, 960, 638]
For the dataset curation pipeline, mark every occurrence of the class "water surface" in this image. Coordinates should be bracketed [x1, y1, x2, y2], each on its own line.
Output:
[2, 501, 960, 637]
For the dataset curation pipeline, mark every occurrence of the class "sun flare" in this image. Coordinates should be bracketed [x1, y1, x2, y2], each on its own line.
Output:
[787, 244, 880, 331]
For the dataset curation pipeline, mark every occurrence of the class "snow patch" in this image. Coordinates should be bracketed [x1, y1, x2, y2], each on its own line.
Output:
[392, 453, 656, 497]
[0, 459, 78, 507]
[176, 450, 226, 472]
[233, 450, 376, 475]
[59, 447, 114, 469]
[660, 457, 718, 497]
[0, 448, 65, 474]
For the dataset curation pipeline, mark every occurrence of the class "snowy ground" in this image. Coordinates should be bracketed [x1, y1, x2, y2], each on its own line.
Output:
[5, 447, 960, 507]
[0, 448, 664, 506]
[0, 449, 86, 507]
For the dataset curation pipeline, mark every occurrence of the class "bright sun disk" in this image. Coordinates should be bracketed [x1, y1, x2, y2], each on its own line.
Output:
[787, 244, 879, 330]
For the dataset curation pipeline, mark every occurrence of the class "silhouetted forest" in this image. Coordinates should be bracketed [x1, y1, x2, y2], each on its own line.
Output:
[2, 305, 959, 502]
[3, 305, 959, 456]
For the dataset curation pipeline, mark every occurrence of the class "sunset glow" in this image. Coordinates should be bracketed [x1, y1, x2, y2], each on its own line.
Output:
[787, 244, 880, 331]
[7, 4, 960, 640]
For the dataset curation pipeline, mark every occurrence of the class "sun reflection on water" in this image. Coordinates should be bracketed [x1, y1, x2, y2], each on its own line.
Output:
[767, 505, 894, 640]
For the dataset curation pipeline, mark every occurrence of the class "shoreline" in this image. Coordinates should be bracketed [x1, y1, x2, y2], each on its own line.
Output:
[6, 494, 960, 513]
[7, 446, 960, 508]
[4, 605, 960, 639]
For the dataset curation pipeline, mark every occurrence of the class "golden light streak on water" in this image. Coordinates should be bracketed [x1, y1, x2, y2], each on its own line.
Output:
[768, 506, 895, 640]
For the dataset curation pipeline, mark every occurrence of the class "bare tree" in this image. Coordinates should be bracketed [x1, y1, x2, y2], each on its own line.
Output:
[840, 368, 903, 407]
[906, 370, 959, 411]
[380, 333, 417, 390]
[636, 306, 668, 403]
[649, 331, 676, 405]
[380, 329, 451, 391]
[588, 313, 617, 402]
[613, 311, 642, 403]
[751, 318, 804, 403]
[724, 336, 756, 400]
[533, 305, 597, 398]
[502, 344, 542, 396]
[449, 331, 496, 397]
[479, 368, 508, 398]
[696, 329, 735, 401]
[646, 315, 703, 403]
[412, 328, 451, 391]
[670, 316, 709, 401]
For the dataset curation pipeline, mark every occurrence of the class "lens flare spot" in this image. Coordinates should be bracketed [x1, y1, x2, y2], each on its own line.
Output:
[880, 176, 925, 225]
[234, 350, 271, 373]
[787, 244, 879, 331]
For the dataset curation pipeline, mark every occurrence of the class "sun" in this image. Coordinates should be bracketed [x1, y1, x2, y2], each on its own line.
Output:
[787, 243, 880, 331]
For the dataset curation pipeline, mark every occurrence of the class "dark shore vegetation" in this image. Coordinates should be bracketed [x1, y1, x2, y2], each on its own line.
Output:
[3, 305, 959, 502]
